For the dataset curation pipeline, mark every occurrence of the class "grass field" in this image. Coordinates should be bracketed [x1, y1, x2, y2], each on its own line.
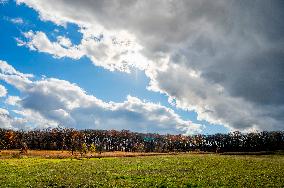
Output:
[0, 153, 283, 187]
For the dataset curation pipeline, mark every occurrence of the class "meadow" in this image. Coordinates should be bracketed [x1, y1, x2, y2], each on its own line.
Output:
[0, 153, 283, 187]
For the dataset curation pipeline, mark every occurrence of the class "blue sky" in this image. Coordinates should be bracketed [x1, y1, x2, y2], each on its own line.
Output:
[1, 0, 283, 134]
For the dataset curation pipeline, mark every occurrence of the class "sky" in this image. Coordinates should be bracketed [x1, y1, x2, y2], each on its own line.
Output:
[0, 0, 283, 135]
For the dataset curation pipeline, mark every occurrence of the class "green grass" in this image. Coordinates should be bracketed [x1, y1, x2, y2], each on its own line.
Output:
[0, 154, 283, 187]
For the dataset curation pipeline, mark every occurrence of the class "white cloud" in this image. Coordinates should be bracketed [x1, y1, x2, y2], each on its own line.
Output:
[12, 109, 58, 129]
[0, 108, 27, 130]
[0, 60, 33, 90]
[0, 60, 202, 134]
[15, 0, 284, 131]
[17, 31, 83, 59]
[10, 17, 24, 24]
[5, 96, 21, 106]
[0, 108, 13, 129]
[18, 29, 150, 72]
[0, 84, 7, 97]
[0, 0, 8, 5]
[57, 36, 72, 48]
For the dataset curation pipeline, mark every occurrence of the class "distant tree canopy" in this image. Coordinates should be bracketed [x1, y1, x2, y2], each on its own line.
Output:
[0, 128, 283, 153]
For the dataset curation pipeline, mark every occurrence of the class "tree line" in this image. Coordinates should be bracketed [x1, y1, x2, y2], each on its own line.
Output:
[0, 128, 283, 153]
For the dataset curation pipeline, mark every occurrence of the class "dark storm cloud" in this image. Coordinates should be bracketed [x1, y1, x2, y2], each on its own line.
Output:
[17, 0, 284, 131]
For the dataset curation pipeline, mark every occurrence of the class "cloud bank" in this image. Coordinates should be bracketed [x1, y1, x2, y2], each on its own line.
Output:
[16, 0, 284, 131]
[0, 60, 202, 134]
